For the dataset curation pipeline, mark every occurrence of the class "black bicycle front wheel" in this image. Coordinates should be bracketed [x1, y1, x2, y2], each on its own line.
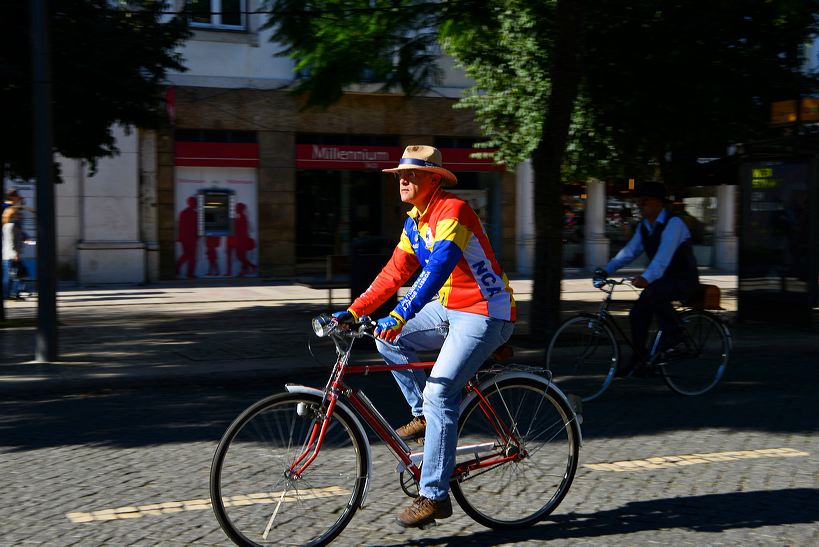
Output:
[546, 314, 619, 402]
[661, 310, 730, 396]
[210, 392, 369, 547]
[451, 377, 580, 529]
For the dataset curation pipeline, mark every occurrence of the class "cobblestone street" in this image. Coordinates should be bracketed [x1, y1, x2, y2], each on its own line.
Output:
[0, 278, 816, 545]
[1, 348, 816, 546]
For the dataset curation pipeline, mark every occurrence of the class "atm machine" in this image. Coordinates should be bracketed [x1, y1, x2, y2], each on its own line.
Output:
[197, 189, 235, 237]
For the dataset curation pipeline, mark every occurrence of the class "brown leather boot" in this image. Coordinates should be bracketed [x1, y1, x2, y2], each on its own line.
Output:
[395, 495, 452, 528]
[395, 416, 426, 441]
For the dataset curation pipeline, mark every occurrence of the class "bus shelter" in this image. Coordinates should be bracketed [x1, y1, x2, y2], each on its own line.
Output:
[737, 137, 819, 324]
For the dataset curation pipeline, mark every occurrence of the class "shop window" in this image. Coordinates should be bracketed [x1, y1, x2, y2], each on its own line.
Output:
[186, 0, 246, 31]
[296, 170, 384, 273]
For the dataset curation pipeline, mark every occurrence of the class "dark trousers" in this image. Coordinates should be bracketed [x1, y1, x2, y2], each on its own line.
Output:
[630, 277, 697, 357]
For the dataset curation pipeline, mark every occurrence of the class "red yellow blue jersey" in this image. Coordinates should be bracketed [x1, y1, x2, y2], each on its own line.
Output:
[349, 188, 516, 323]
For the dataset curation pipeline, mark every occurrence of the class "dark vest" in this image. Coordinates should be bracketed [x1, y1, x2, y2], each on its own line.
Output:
[640, 212, 699, 285]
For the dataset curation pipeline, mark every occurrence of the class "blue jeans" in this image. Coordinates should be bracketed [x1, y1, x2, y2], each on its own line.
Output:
[375, 300, 514, 501]
[2, 260, 20, 299]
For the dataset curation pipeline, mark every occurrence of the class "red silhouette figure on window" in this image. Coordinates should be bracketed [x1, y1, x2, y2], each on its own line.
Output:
[206, 236, 221, 276]
[176, 196, 199, 278]
[227, 202, 257, 276]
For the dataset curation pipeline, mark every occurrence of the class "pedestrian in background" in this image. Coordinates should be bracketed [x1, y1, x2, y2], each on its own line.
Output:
[2, 206, 25, 300]
[2, 188, 22, 212]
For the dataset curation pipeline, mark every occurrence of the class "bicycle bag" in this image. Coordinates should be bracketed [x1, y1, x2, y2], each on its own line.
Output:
[687, 284, 723, 310]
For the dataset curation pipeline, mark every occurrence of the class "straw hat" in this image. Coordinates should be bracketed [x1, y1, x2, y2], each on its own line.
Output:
[383, 145, 457, 187]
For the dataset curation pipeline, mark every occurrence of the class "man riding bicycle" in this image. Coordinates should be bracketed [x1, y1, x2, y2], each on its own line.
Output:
[333, 145, 516, 528]
[594, 181, 699, 377]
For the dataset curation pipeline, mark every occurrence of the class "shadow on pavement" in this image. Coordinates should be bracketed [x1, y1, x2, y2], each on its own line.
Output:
[0, 300, 816, 450]
[378, 488, 819, 546]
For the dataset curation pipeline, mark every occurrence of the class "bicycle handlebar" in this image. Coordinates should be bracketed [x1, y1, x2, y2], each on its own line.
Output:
[312, 314, 375, 339]
[592, 277, 634, 290]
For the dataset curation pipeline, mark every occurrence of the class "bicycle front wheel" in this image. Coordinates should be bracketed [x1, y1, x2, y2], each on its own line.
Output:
[546, 315, 618, 402]
[451, 377, 580, 529]
[210, 392, 369, 547]
[661, 310, 730, 396]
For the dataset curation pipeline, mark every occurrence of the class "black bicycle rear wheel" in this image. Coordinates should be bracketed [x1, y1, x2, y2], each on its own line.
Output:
[661, 310, 730, 396]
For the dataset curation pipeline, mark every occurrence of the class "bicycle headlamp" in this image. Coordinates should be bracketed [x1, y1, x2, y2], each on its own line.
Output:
[312, 315, 334, 337]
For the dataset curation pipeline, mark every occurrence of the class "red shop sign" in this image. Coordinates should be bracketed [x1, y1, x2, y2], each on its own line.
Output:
[175, 142, 259, 168]
[295, 144, 503, 171]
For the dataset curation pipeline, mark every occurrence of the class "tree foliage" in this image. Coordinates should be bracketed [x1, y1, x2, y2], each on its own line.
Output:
[440, 1, 554, 167]
[262, 0, 443, 106]
[260, 0, 819, 336]
[582, 1, 819, 187]
[0, 0, 189, 179]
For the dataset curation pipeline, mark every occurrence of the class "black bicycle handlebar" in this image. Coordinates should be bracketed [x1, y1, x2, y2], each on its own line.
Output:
[592, 277, 634, 290]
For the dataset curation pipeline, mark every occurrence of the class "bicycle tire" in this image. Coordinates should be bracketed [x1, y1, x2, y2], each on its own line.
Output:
[210, 392, 369, 547]
[450, 377, 580, 529]
[546, 314, 619, 402]
[661, 310, 730, 396]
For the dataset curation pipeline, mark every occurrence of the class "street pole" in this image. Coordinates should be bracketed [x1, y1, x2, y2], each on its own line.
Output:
[31, 0, 58, 362]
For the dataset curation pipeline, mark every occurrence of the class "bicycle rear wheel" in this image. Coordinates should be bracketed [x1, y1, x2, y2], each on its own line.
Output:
[210, 392, 368, 547]
[546, 315, 618, 402]
[661, 310, 730, 396]
[451, 377, 580, 529]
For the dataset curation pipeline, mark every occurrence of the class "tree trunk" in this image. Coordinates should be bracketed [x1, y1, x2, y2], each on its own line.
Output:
[529, 0, 584, 341]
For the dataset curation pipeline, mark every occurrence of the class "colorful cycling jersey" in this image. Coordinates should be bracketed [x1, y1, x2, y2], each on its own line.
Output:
[349, 188, 516, 323]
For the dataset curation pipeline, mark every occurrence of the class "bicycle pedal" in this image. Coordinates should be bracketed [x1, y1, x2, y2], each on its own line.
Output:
[418, 519, 439, 529]
[566, 394, 584, 425]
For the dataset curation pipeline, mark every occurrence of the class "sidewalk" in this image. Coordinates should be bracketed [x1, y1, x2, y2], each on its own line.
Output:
[0, 271, 815, 396]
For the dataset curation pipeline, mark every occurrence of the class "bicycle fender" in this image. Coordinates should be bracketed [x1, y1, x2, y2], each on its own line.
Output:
[462, 370, 583, 445]
[284, 384, 373, 509]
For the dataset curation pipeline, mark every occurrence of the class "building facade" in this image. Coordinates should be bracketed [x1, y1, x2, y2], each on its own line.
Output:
[37, 1, 779, 284]
[49, 1, 517, 284]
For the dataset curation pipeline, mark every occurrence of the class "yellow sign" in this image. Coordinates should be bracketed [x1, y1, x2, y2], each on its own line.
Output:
[751, 167, 780, 189]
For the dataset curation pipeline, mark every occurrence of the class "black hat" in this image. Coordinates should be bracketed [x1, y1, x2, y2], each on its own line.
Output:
[633, 181, 667, 201]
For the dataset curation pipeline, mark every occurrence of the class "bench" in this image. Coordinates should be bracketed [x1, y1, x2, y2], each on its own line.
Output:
[295, 255, 350, 307]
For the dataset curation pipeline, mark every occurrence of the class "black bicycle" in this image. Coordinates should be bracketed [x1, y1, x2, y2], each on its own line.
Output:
[545, 278, 732, 402]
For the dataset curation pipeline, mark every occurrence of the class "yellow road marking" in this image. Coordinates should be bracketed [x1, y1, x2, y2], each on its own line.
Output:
[66, 485, 351, 523]
[67, 447, 809, 523]
[583, 447, 809, 472]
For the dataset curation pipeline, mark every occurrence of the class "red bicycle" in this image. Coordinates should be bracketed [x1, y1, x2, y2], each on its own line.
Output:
[210, 315, 582, 546]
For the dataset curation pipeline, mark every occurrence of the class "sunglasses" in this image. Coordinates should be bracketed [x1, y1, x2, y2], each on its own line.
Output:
[392, 170, 430, 182]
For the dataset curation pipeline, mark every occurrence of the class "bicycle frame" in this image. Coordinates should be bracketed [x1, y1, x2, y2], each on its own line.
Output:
[592, 279, 683, 363]
[285, 333, 528, 488]
[592, 278, 730, 366]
